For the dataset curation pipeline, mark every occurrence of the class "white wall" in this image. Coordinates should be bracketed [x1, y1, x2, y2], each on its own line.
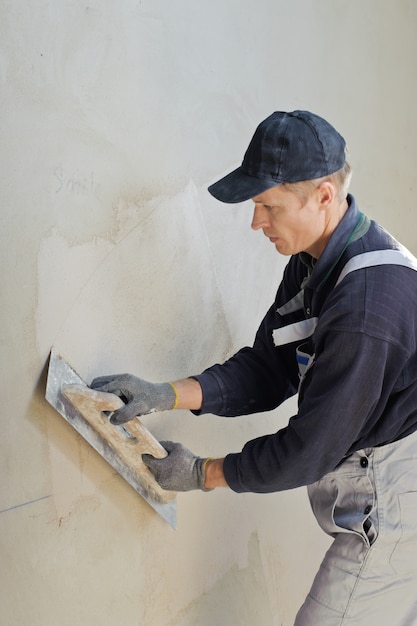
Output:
[1, 1, 416, 625]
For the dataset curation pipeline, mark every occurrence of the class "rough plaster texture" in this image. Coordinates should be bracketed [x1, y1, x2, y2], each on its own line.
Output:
[1, 1, 417, 625]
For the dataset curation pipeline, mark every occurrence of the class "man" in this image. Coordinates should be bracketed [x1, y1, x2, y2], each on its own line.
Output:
[92, 111, 417, 624]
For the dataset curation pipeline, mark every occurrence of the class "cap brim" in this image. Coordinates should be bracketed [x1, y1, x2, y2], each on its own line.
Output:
[208, 167, 281, 204]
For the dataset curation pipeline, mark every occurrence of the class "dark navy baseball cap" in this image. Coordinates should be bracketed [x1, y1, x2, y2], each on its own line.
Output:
[208, 110, 346, 204]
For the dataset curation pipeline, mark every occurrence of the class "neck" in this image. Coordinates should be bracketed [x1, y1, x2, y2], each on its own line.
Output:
[310, 197, 349, 259]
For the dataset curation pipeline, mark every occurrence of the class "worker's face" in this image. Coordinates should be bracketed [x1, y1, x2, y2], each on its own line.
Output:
[251, 183, 331, 258]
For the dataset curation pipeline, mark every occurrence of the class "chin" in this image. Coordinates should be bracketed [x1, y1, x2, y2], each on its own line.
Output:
[275, 243, 292, 256]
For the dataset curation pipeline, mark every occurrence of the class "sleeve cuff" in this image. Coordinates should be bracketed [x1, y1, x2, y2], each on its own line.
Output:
[223, 452, 245, 493]
[190, 371, 225, 415]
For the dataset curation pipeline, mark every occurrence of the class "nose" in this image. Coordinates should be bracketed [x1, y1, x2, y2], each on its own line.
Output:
[251, 204, 270, 231]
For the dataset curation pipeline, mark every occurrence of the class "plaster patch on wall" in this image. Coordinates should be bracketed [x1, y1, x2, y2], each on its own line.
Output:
[36, 181, 232, 377]
[172, 532, 279, 626]
[36, 229, 114, 359]
[46, 407, 108, 522]
[38, 182, 233, 521]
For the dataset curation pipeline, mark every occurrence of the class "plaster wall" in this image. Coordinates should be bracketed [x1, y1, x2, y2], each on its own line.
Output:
[1, 1, 416, 625]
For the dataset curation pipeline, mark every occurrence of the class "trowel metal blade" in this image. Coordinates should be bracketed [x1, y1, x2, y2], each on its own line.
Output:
[45, 349, 177, 529]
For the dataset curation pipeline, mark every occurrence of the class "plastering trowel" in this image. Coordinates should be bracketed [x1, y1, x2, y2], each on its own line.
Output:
[45, 349, 177, 528]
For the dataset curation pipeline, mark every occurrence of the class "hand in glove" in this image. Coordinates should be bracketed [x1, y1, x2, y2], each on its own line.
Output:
[90, 374, 177, 425]
[142, 441, 212, 492]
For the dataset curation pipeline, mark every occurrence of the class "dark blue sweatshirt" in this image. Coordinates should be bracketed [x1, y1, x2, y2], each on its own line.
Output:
[193, 195, 417, 493]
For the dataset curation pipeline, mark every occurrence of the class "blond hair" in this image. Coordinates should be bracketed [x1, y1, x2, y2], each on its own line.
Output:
[282, 161, 352, 203]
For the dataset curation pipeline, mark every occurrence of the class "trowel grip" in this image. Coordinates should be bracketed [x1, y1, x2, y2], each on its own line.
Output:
[122, 418, 168, 459]
[62, 384, 168, 459]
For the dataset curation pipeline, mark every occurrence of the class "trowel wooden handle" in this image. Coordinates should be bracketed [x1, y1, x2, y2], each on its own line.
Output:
[119, 415, 168, 460]
[62, 384, 168, 459]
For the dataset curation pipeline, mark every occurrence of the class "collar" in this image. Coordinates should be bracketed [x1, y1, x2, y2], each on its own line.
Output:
[302, 195, 369, 291]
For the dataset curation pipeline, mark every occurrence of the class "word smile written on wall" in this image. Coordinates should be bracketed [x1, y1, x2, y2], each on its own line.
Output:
[54, 166, 101, 198]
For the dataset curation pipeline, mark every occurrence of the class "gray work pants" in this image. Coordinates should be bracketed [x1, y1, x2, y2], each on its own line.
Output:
[295, 429, 417, 625]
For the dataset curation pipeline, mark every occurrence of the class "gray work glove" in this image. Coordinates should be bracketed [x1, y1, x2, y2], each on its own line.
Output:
[90, 374, 176, 425]
[142, 441, 212, 492]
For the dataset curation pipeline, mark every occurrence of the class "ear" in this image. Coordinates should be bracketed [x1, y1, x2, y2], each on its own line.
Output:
[316, 180, 336, 208]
